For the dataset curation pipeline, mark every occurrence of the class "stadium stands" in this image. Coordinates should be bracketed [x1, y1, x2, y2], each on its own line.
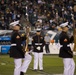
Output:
[0, 0, 75, 30]
[0, 0, 75, 54]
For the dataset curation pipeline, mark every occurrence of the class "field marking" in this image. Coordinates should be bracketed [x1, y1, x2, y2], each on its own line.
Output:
[29, 68, 63, 75]
[0, 63, 6, 65]
[29, 67, 50, 75]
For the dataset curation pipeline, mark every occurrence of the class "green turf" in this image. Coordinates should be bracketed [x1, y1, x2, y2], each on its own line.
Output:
[0, 54, 76, 75]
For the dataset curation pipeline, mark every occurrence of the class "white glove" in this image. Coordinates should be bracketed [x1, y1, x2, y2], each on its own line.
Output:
[36, 46, 41, 50]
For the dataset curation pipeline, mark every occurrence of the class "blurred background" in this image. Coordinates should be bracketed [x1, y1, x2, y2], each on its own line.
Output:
[0, 0, 76, 54]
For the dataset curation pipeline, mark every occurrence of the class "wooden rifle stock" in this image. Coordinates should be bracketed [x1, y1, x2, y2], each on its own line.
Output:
[24, 27, 30, 53]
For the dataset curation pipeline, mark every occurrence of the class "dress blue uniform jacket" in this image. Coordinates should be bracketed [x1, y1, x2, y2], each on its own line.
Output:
[10, 30, 26, 58]
[59, 31, 73, 58]
[32, 34, 45, 53]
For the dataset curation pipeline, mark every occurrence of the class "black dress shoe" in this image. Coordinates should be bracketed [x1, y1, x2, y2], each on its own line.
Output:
[39, 70, 43, 71]
[33, 69, 38, 71]
[20, 72, 24, 75]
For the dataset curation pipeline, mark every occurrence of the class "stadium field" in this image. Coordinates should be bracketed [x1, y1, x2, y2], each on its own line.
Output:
[0, 54, 76, 75]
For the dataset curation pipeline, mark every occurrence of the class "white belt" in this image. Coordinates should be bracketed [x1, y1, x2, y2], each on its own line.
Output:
[60, 44, 70, 47]
[11, 44, 16, 46]
[67, 45, 70, 47]
[11, 44, 23, 46]
[35, 43, 42, 45]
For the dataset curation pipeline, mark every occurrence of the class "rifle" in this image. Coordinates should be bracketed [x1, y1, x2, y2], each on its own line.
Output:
[23, 26, 31, 54]
[25, 26, 30, 52]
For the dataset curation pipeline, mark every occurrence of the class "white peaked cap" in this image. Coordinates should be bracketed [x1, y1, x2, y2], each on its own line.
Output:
[60, 22, 69, 27]
[36, 28, 41, 32]
[10, 20, 19, 26]
[37, 19, 42, 23]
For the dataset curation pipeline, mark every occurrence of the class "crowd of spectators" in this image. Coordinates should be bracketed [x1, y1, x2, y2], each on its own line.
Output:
[0, 0, 75, 31]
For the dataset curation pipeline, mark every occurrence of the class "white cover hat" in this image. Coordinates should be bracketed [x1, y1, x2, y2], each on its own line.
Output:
[60, 22, 69, 27]
[10, 20, 19, 26]
[36, 28, 41, 32]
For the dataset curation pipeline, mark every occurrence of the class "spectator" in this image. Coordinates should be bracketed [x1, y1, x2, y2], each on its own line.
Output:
[44, 33, 50, 53]
[0, 0, 74, 30]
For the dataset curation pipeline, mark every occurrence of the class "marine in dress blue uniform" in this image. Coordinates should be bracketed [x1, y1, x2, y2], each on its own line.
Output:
[9, 21, 32, 75]
[59, 22, 75, 75]
[32, 28, 45, 71]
